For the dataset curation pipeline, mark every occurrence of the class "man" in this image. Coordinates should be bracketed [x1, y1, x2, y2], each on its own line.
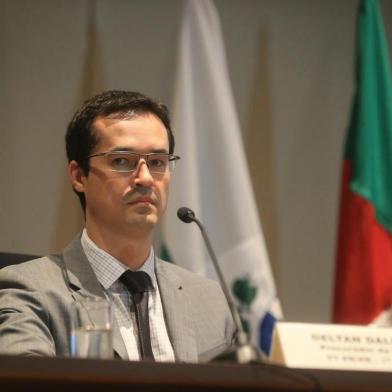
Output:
[0, 90, 235, 362]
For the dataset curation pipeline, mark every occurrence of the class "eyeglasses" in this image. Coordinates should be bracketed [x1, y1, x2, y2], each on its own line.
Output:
[88, 151, 181, 174]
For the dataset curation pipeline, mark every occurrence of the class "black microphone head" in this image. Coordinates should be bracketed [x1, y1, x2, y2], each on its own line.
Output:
[177, 207, 196, 223]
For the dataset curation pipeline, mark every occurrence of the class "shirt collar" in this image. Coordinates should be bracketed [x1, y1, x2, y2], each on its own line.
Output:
[81, 228, 157, 290]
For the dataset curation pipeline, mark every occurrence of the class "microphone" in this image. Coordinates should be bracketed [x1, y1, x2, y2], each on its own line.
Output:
[177, 207, 195, 223]
[177, 206, 263, 363]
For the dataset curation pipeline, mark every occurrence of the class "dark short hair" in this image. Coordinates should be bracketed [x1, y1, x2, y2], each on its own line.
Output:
[65, 90, 175, 210]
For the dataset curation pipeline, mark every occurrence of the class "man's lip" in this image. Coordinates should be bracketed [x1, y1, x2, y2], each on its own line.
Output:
[127, 198, 155, 205]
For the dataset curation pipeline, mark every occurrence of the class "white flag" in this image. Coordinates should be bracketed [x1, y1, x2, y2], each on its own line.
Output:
[163, 0, 282, 353]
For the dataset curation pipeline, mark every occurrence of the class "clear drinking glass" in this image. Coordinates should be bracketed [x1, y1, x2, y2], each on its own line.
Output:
[70, 297, 113, 359]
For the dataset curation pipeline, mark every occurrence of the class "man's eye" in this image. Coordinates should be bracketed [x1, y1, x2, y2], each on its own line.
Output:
[110, 157, 131, 169]
[149, 159, 165, 168]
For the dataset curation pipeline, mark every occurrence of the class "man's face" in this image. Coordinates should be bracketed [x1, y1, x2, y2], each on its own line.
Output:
[71, 113, 171, 237]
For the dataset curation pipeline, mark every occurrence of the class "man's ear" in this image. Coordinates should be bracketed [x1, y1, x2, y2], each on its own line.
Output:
[68, 160, 87, 193]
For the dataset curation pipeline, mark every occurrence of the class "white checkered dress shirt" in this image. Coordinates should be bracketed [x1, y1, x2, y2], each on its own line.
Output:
[81, 229, 175, 362]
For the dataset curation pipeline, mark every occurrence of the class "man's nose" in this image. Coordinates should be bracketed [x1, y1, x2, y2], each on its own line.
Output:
[133, 159, 154, 187]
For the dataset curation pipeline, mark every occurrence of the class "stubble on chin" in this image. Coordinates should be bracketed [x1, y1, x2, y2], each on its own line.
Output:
[123, 206, 159, 232]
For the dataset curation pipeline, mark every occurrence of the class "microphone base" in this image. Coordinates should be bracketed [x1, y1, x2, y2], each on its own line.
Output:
[212, 343, 266, 364]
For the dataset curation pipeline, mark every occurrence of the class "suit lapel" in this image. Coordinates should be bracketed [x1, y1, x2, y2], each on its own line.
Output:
[155, 260, 197, 362]
[61, 236, 127, 360]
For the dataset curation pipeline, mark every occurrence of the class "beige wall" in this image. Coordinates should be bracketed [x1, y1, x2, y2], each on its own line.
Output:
[1, 0, 391, 322]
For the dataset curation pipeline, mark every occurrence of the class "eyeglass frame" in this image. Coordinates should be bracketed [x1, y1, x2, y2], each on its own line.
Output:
[87, 150, 181, 174]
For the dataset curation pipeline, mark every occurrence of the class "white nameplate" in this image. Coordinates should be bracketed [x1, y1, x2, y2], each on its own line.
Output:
[270, 322, 392, 372]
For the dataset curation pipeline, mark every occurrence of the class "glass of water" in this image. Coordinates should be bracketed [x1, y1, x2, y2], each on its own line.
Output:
[70, 297, 113, 359]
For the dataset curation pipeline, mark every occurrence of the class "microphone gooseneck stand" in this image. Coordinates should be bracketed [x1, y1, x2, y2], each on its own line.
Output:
[177, 206, 265, 364]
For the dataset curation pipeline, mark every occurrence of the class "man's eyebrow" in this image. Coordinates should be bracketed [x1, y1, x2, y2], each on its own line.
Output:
[108, 147, 169, 154]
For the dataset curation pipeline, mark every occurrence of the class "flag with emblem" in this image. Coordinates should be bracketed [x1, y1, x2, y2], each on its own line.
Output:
[163, 0, 282, 353]
[334, 0, 392, 325]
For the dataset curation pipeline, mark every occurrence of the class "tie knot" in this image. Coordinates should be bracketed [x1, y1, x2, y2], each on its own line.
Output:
[120, 270, 151, 294]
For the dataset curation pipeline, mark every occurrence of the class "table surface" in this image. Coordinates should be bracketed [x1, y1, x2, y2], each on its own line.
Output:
[0, 355, 391, 392]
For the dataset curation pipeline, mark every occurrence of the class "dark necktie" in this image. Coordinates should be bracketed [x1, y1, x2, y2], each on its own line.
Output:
[119, 270, 155, 360]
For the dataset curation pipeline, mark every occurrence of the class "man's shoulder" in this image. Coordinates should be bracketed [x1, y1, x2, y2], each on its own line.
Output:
[0, 234, 84, 279]
[155, 258, 221, 291]
[0, 253, 64, 285]
[1, 253, 62, 269]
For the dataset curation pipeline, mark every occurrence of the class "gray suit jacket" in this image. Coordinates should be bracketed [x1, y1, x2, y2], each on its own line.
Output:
[0, 236, 235, 362]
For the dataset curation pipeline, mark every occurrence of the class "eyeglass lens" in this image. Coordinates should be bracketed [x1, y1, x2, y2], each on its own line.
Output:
[106, 152, 172, 173]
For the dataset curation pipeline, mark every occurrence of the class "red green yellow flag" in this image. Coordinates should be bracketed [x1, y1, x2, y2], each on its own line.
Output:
[334, 0, 392, 324]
